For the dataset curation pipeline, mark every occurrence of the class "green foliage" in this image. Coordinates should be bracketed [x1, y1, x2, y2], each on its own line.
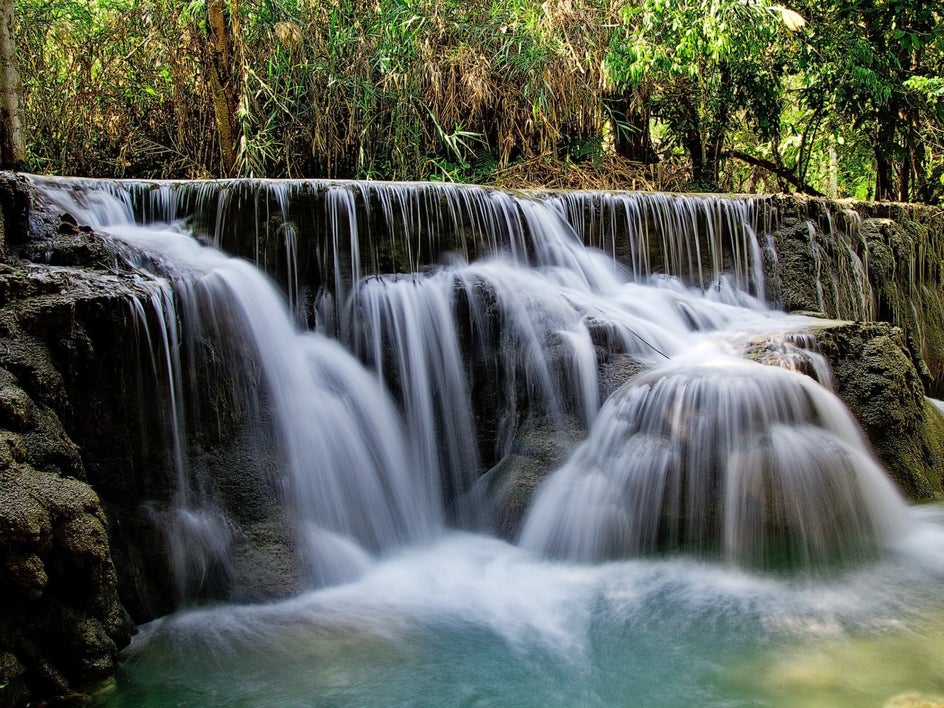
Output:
[790, 0, 944, 200]
[905, 76, 944, 99]
[11, 0, 944, 200]
[606, 0, 800, 189]
[15, 0, 621, 180]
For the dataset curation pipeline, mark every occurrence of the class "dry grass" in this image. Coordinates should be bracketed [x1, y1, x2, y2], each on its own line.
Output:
[489, 154, 690, 192]
[16, 0, 663, 186]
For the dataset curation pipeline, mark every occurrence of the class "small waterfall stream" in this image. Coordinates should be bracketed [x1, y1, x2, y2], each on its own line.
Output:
[519, 354, 907, 570]
[27, 176, 944, 706]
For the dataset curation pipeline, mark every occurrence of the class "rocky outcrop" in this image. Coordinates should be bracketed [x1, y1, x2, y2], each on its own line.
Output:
[0, 259, 179, 612]
[812, 321, 944, 499]
[0, 175, 312, 703]
[0, 175, 179, 703]
[759, 195, 944, 494]
[0, 258, 160, 704]
[0, 464, 133, 703]
[764, 196, 944, 397]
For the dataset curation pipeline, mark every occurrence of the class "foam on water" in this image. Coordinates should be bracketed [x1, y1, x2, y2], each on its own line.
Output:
[95, 523, 944, 706]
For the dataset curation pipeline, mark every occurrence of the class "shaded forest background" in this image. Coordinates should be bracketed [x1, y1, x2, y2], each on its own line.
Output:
[13, 0, 944, 201]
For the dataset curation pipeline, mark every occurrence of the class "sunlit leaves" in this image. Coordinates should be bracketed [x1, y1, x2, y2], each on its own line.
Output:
[769, 5, 806, 30]
[606, 0, 798, 188]
[905, 76, 944, 99]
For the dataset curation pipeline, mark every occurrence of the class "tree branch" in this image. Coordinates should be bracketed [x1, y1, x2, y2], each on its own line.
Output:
[728, 150, 825, 196]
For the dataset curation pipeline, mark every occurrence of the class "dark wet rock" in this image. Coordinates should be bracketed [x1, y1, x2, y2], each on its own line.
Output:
[230, 516, 302, 603]
[0, 174, 31, 259]
[469, 342, 644, 539]
[0, 460, 134, 703]
[0, 378, 31, 430]
[0, 260, 180, 621]
[598, 353, 646, 401]
[764, 216, 825, 315]
[183, 419, 303, 604]
[0, 297, 147, 704]
[481, 414, 585, 539]
[0, 177, 171, 703]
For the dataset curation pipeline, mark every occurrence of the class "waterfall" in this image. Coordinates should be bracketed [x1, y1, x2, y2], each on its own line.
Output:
[34, 179, 442, 599]
[518, 352, 907, 571]
[27, 175, 914, 596]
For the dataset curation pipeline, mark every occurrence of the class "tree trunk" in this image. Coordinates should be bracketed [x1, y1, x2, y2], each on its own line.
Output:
[898, 111, 923, 203]
[0, 0, 25, 171]
[687, 130, 708, 188]
[206, 0, 238, 176]
[704, 64, 732, 188]
[679, 94, 709, 189]
[874, 120, 895, 200]
[873, 99, 900, 201]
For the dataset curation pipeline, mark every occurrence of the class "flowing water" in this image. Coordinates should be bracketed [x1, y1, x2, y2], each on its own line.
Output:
[29, 176, 944, 706]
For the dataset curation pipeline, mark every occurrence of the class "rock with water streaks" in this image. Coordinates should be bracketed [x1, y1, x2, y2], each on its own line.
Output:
[0, 182, 167, 703]
[765, 195, 944, 397]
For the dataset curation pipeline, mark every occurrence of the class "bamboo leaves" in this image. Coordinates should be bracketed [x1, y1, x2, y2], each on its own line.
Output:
[10, 0, 943, 200]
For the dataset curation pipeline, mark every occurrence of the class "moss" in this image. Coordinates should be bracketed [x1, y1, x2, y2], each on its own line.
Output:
[814, 321, 942, 499]
[919, 399, 944, 497]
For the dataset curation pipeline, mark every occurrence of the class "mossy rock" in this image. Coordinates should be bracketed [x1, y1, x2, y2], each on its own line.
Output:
[814, 321, 943, 499]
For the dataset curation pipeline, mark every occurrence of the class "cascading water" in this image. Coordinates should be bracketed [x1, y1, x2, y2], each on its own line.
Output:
[36, 179, 442, 597]
[24, 175, 944, 706]
[519, 351, 907, 571]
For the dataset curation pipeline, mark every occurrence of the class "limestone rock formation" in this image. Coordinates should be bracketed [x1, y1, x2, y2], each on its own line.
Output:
[0, 178, 172, 703]
[813, 321, 944, 499]
[764, 195, 944, 397]
[0, 289, 142, 702]
[0, 463, 133, 702]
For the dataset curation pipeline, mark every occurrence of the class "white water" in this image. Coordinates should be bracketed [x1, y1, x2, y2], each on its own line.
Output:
[520, 353, 907, 570]
[37, 180, 442, 595]
[28, 176, 944, 705]
[96, 524, 944, 707]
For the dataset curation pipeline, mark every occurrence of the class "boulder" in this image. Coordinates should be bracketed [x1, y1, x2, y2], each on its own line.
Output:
[480, 414, 585, 539]
[0, 444, 133, 703]
[813, 321, 944, 499]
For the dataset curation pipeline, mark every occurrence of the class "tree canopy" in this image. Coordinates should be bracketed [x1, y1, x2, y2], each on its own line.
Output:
[12, 0, 944, 201]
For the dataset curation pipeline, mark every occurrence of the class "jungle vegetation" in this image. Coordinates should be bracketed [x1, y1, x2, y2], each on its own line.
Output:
[10, 0, 944, 201]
